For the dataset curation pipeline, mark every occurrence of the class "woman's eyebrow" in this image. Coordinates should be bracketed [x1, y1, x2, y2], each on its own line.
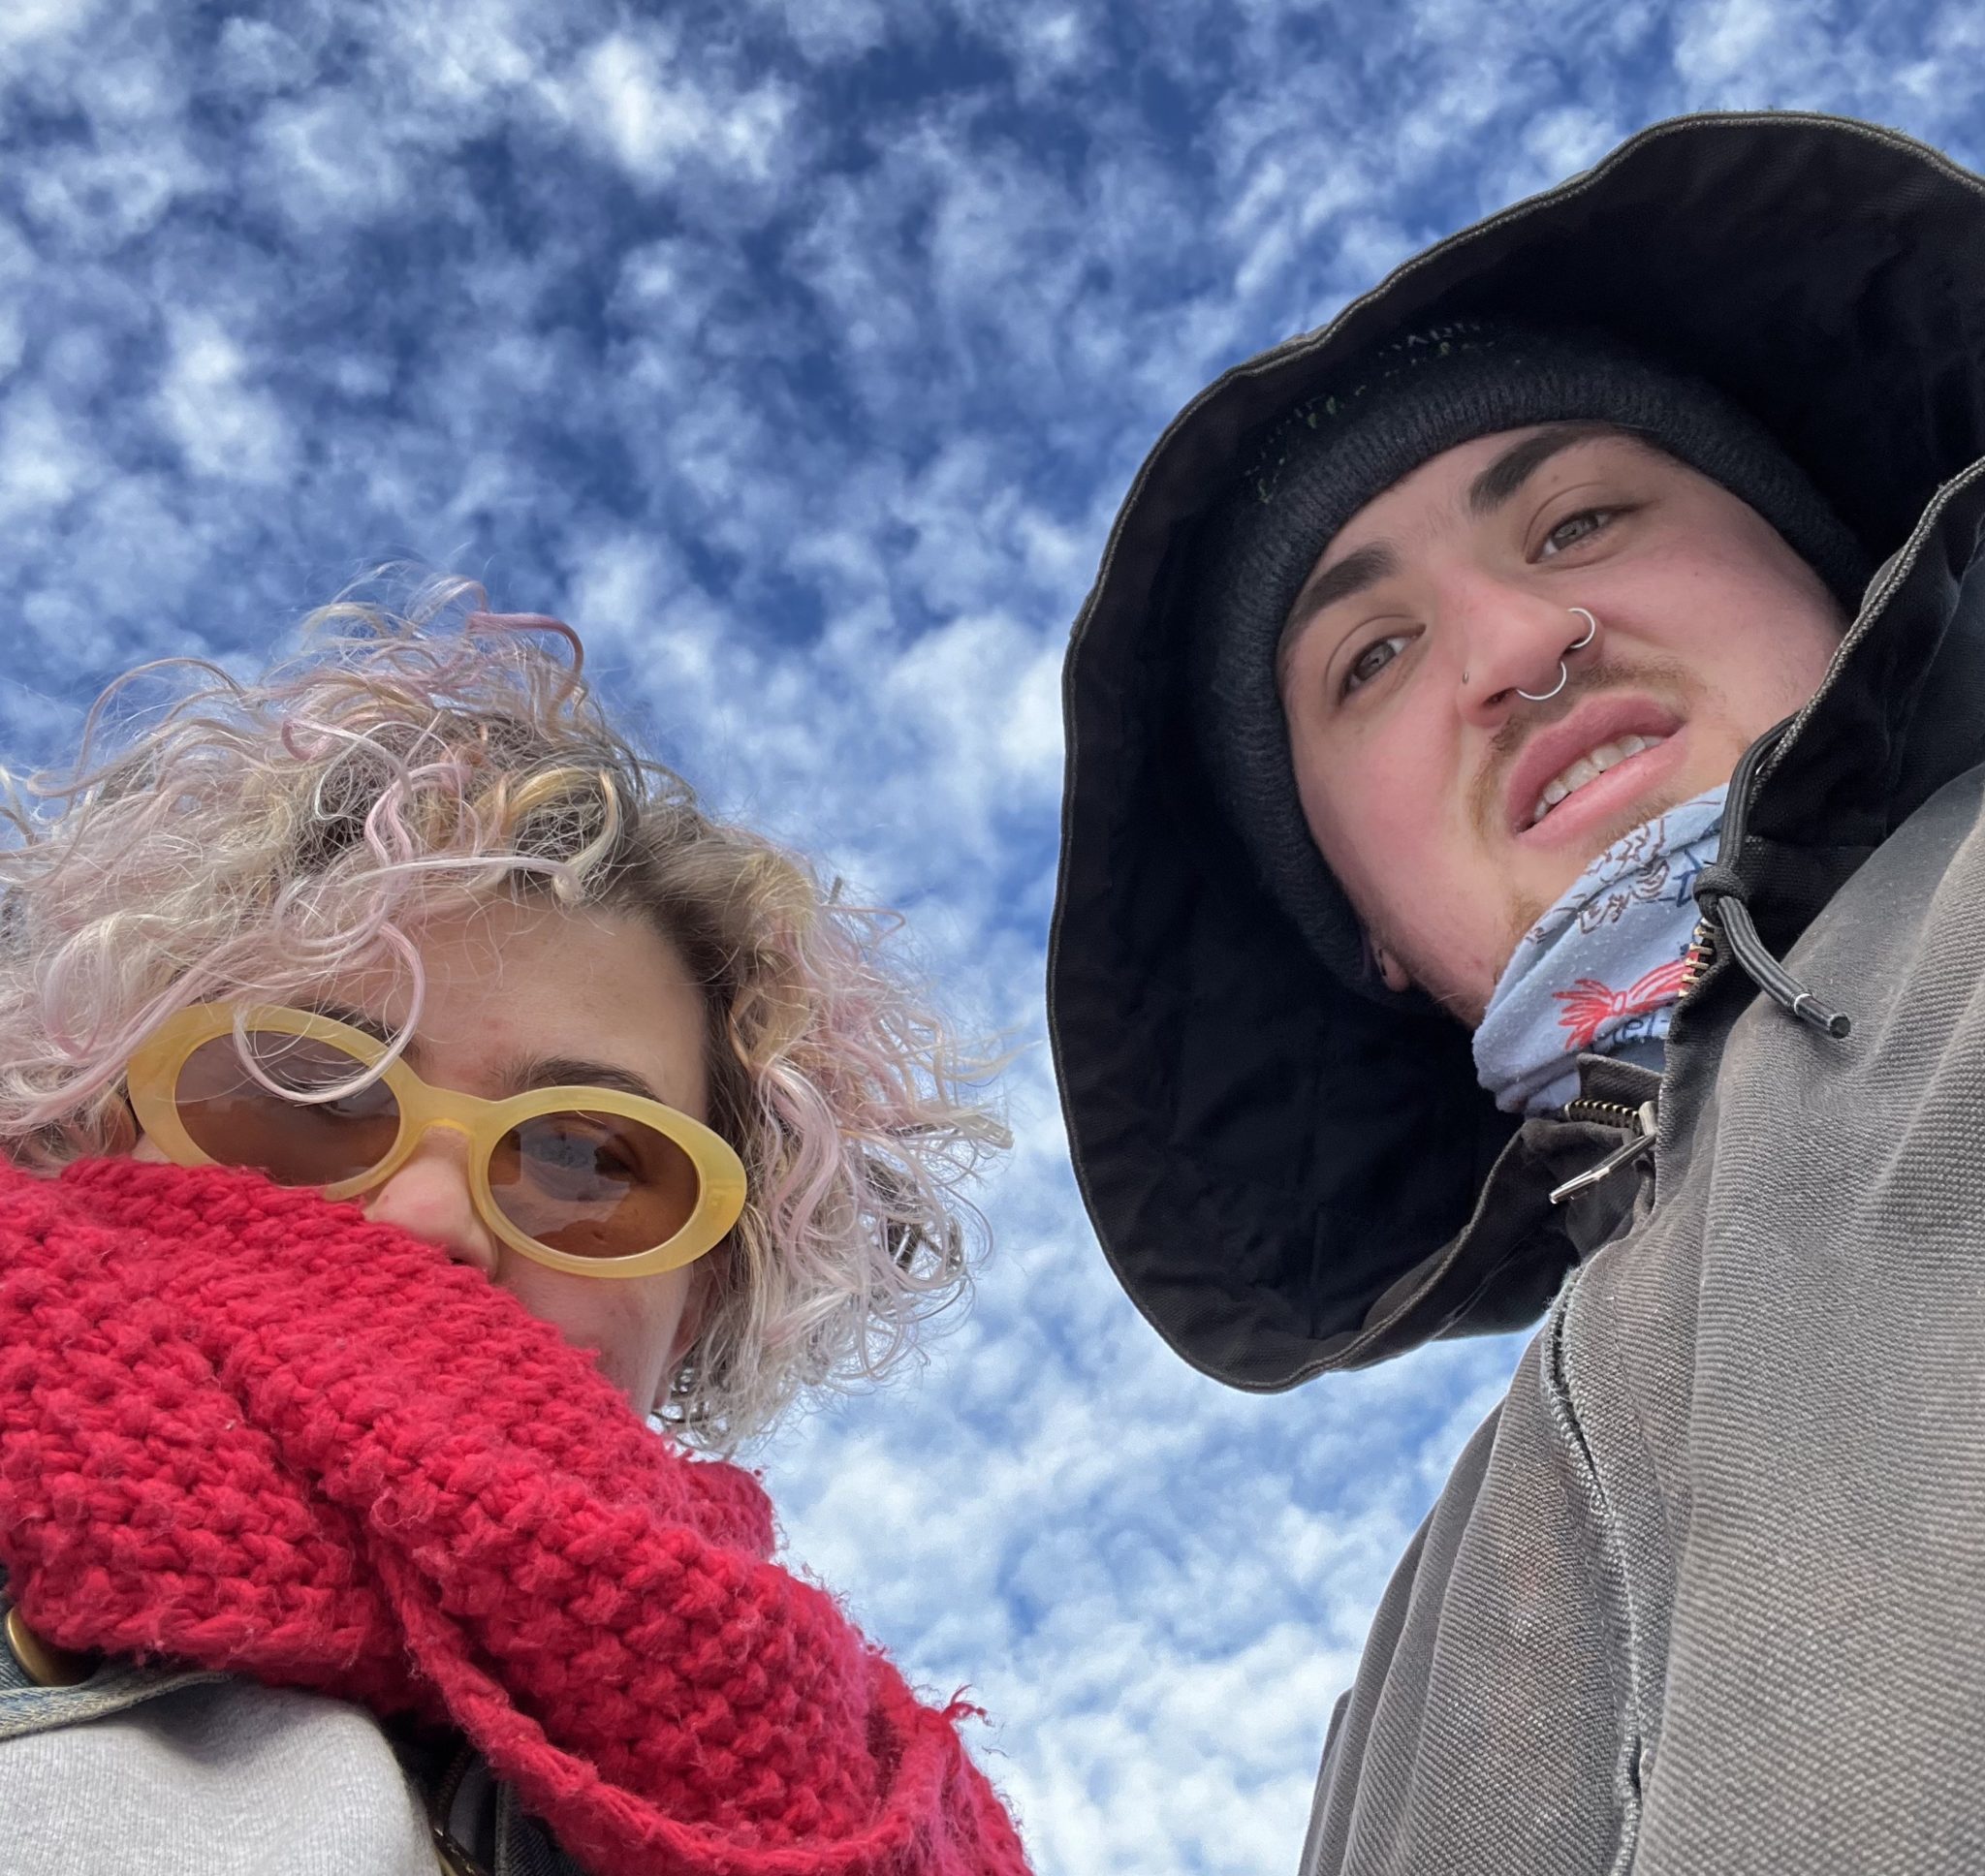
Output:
[514, 1054, 665, 1103]
[304, 1000, 393, 1044]
[296, 1011, 667, 1101]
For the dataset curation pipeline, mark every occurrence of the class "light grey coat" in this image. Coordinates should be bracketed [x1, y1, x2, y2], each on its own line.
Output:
[0, 1588, 584, 1874]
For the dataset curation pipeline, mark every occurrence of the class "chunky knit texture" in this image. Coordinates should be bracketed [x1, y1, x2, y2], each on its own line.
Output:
[0, 1157, 1029, 1876]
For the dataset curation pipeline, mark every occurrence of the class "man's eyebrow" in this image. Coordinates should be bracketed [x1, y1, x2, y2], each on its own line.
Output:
[1465, 422, 1621, 517]
[1276, 542, 1401, 679]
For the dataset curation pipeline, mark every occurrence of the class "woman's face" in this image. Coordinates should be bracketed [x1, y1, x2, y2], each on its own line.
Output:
[133, 895, 715, 1416]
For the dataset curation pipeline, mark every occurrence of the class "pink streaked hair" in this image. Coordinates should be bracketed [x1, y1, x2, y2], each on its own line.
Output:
[0, 574, 1008, 1449]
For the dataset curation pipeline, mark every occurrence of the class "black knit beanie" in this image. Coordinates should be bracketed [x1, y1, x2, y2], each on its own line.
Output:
[1190, 320, 1872, 1000]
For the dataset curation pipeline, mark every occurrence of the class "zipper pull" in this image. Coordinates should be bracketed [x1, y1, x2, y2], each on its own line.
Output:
[1550, 1099, 1656, 1206]
[1679, 918, 1717, 1000]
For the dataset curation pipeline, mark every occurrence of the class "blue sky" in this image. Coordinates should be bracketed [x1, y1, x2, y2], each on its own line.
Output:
[4, 4, 1982, 1871]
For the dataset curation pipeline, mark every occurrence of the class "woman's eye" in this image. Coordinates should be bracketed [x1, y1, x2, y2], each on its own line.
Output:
[1539, 508, 1615, 556]
[1342, 632, 1409, 696]
[317, 1092, 390, 1121]
[525, 1125, 636, 1184]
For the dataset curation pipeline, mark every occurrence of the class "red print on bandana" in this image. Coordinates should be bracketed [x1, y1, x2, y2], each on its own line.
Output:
[1553, 959, 1690, 1050]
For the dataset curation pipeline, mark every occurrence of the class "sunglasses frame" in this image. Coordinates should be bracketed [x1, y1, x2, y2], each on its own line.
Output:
[126, 1003, 747, 1279]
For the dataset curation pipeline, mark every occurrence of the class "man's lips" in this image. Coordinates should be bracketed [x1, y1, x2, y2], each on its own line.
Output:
[1500, 694, 1686, 839]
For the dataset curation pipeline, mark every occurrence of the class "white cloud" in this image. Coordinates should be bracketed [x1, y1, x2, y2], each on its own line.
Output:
[18, 143, 200, 253]
[0, 390, 102, 521]
[996, 637, 1064, 782]
[0, 0, 106, 52]
[1675, 0, 1805, 90]
[153, 313, 295, 485]
[213, 16, 323, 95]
[1520, 105, 1629, 186]
[258, 89, 417, 228]
[560, 28, 793, 188]
[384, 0, 541, 101]
[882, 608, 1066, 801]
[751, 0, 894, 63]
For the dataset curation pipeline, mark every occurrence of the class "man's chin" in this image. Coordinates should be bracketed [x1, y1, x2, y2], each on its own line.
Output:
[1521, 780, 1702, 904]
[1443, 786, 1707, 1028]
[1372, 921, 1527, 1033]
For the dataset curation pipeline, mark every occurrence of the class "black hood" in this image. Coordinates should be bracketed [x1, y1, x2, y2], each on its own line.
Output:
[1047, 112, 1985, 1391]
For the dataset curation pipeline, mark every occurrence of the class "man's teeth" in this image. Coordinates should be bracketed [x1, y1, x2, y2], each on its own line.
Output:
[1530, 735, 1665, 825]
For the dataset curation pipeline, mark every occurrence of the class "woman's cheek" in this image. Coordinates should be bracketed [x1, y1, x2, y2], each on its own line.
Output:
[492, 1261, 695, 1412]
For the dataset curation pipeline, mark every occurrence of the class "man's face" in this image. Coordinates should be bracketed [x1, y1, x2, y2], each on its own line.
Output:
[1277, 423, 1847, 1024]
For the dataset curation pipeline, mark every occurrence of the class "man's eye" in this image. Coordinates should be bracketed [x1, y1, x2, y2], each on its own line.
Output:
[1539, 508, 1615, 556]
[1342, 633, 1409, 696]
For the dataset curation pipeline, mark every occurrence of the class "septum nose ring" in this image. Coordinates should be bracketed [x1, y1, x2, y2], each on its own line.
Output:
[1514, 607, 1599, 704]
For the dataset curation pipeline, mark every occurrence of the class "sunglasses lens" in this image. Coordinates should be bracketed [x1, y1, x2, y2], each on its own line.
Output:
[489, 1110, 703, 1261]
[175, 1030, 400, 1188]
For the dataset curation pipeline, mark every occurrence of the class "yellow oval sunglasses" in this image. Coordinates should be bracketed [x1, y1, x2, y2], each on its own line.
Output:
[127, 1004, 747, 1278]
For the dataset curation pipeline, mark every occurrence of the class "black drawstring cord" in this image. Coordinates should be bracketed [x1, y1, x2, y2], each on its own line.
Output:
[1691, 719, 1853, 1041]
[1691, 862, 1851, 1037]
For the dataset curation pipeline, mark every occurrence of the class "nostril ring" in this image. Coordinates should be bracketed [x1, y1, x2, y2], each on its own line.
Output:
[1516, 607, 1600, 704]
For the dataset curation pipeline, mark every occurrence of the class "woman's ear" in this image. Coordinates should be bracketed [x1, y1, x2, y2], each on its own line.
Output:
[667, 1289, 708, 1367]
[651, 1267, 712, 1416]
[105, 1092, 142, 1157]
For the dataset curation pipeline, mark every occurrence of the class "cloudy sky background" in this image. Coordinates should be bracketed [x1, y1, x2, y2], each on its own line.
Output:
[4, 5, 1981, 1871]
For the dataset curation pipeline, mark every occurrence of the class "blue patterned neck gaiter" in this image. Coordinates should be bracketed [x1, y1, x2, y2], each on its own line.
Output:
[1471, 787, 1725, 1115]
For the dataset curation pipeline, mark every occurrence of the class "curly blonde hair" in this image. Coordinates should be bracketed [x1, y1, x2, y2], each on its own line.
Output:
[0, 577, 1006, 1449]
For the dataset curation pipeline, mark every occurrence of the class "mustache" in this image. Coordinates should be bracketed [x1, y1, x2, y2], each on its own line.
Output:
[1470, 654, 1693, 838]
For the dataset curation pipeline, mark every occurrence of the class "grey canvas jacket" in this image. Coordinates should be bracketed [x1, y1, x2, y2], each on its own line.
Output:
[1048, 114, 1985, 1872]
[0, 1578, 587, 1873]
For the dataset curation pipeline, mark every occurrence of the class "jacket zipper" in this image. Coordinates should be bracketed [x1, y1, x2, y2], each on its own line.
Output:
[427, 1742, 492, 1876]
[1678, 919, 1717, 1000]
[1673, 451, 1985, 1015]
[1549, 1098, 1657, 1205]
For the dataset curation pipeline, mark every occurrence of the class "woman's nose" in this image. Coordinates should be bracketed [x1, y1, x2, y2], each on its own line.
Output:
[362, 1128, 500, 1275]
[1452, 589, 1591, 724]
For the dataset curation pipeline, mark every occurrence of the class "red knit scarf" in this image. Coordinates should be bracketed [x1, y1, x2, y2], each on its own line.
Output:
[0, 1157, 1029, 1876]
